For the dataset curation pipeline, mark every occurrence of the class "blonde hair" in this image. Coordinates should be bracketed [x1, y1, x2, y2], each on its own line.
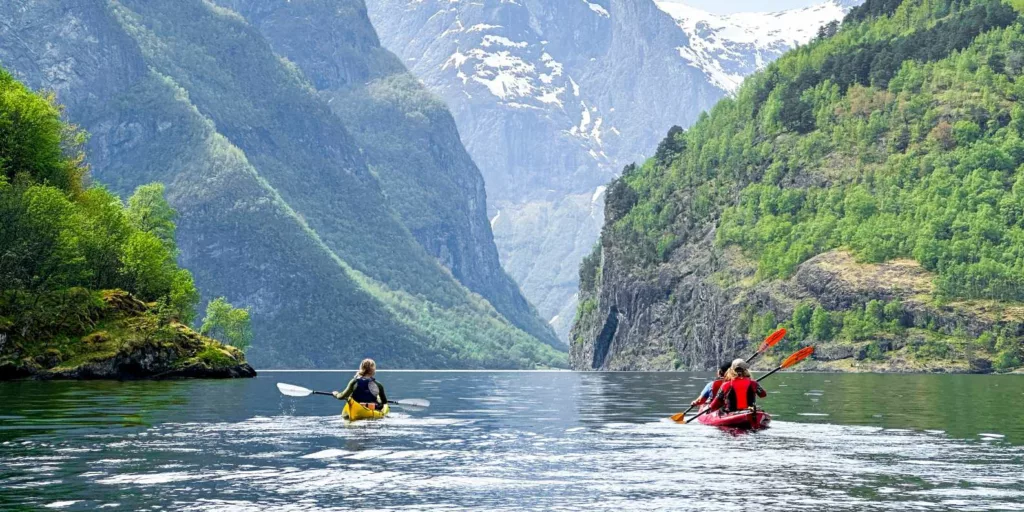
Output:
[356, 358, 376, 378]
[726, 367, 751, 380]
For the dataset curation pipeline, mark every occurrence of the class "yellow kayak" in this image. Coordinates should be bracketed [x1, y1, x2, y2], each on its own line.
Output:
[342, 398, 389, 421]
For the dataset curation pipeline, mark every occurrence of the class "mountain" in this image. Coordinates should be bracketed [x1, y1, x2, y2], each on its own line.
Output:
[214, 0, 559, 349]
[654, 0, 853, 92]
[571, 0, 1024, 373]
[366, 0, 854, 341]
[0, 0, 564, 369]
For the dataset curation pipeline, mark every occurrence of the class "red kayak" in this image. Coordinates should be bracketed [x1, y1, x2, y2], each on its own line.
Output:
[697, 407, 771, 430]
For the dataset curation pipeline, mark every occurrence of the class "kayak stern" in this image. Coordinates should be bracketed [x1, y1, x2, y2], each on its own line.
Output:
[342, 398, 390, 421]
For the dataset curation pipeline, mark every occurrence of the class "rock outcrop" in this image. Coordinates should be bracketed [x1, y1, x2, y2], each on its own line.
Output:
[572, 228, 1024, 373]
[0, 291, 256, 381]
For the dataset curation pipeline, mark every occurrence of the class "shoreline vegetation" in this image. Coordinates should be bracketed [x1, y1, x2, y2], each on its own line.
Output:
[571, 0, 1024, 373]
[0, 67, 253, 381]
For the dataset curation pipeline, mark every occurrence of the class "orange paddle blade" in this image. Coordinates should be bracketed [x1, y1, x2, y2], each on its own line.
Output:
[780, 346, 815, 369]
[758, 328, 787, 352]
[671, 412, 685, 422]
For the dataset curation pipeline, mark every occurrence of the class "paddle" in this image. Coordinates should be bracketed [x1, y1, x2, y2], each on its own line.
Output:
[683, 345, 815, 424]
[670, 404, 696, 422]
[669, 328, 787, 422]
[756, 346, 815, 383]
[275, 382, 431, 409]
[744, 327, 787, 365]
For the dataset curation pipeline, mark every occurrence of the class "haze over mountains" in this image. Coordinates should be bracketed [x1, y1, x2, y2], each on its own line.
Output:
[367, 0, 859, 340]
[0, 0, 563, 369]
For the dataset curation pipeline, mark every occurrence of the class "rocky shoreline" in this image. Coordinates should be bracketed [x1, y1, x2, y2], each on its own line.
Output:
[0, 291, 256, 381]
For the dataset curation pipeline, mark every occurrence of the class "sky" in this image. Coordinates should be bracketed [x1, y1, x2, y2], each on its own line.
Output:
[663, 0, 823, 14]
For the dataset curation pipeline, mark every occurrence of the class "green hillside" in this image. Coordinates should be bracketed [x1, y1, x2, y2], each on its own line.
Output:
[575, 0, 1024, 372]
[0, 0, 565, 369]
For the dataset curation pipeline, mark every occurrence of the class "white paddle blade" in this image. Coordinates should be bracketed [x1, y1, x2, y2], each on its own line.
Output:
[277, 382, 313, 397]
[393, 398, 430, 409]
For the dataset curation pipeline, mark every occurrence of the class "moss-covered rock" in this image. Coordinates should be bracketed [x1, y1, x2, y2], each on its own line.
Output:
[0, 289, 255, 381]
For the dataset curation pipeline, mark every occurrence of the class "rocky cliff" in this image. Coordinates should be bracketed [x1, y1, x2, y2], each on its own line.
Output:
[572, 0, 1024, 373]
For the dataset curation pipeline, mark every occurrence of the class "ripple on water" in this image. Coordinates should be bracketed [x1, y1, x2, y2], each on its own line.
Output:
[3, 373, 1024, 511]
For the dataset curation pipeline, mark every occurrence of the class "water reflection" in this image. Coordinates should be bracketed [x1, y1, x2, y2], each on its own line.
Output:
[0, 371, 1022, 510]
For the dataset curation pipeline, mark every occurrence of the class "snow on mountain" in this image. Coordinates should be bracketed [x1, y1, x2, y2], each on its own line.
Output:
[655, 0, 857, 92]
[430, 4, 617, 169]
[367, 0, 860, 342]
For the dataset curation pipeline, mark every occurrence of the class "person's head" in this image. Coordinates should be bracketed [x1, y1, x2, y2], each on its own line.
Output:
[356, 358, 376, 378]
[717, 361, 732, 378]
[730, 358, 751, 379]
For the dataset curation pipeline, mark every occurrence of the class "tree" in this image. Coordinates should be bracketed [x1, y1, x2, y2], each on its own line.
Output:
[127, 183, 178, 254]
[169, 270, 200, 324]
[654, 125, 685, 165]
[811, 306, 833, 341]
[791, 302, 814, 340]
[119, 231, 175, 301]
[200, 297, 253, 351]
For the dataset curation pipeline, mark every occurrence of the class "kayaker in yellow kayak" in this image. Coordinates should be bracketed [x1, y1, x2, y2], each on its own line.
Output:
[332, 358, 389, 411]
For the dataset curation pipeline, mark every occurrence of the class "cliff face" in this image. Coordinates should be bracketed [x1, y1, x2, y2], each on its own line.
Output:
[573, 233, 1024, 373]
[367, 0, 852, 340]
[217, 0, 557, 347]
[572, 0, 1024, 373]
[0, 0, 564, 368]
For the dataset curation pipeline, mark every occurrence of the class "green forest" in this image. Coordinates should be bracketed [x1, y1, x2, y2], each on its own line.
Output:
[0, 68, 251, 377]
[589, 0, 1024, 371]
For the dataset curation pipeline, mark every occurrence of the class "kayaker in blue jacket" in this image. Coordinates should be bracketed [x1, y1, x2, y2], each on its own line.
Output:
[691, 361, 733, 407]
[332, 358, 388, 410]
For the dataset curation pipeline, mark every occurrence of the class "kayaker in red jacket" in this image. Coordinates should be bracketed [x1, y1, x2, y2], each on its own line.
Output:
[691, 361, 733, 407]
[709, 359, 767, 413]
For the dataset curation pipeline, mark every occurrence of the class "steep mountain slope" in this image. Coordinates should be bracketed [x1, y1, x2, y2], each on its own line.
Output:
[215, 0, 559, 348]
[0, 0, 564, 368]
[367, 0, 853, 340]
[572, 0, 1024, 373]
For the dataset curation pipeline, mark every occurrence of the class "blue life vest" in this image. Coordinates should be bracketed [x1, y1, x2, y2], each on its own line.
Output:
[351, 377, 380, 404]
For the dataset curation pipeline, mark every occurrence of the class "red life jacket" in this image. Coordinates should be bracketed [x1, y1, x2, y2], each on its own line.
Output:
[711, 378, 725, 397]
[727, 377, 754, 411]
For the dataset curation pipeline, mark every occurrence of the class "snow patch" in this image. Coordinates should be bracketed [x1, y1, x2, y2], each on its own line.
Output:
[654, 0, 852, 93]
[481, 35, 529, 49]
[583, 1, 610, 17]
[467, 23, 502, 33]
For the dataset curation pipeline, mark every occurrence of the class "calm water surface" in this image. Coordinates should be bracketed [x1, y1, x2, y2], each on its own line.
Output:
[1, 371, 1023, 511]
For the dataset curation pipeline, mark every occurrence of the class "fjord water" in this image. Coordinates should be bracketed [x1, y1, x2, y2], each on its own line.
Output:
[2, 372, 1023, 511]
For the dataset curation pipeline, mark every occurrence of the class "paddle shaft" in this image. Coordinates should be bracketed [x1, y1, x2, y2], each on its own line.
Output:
[313, 391, 334, 396]
[756, 366, 784, 382]
[744, 350, 765, 365]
